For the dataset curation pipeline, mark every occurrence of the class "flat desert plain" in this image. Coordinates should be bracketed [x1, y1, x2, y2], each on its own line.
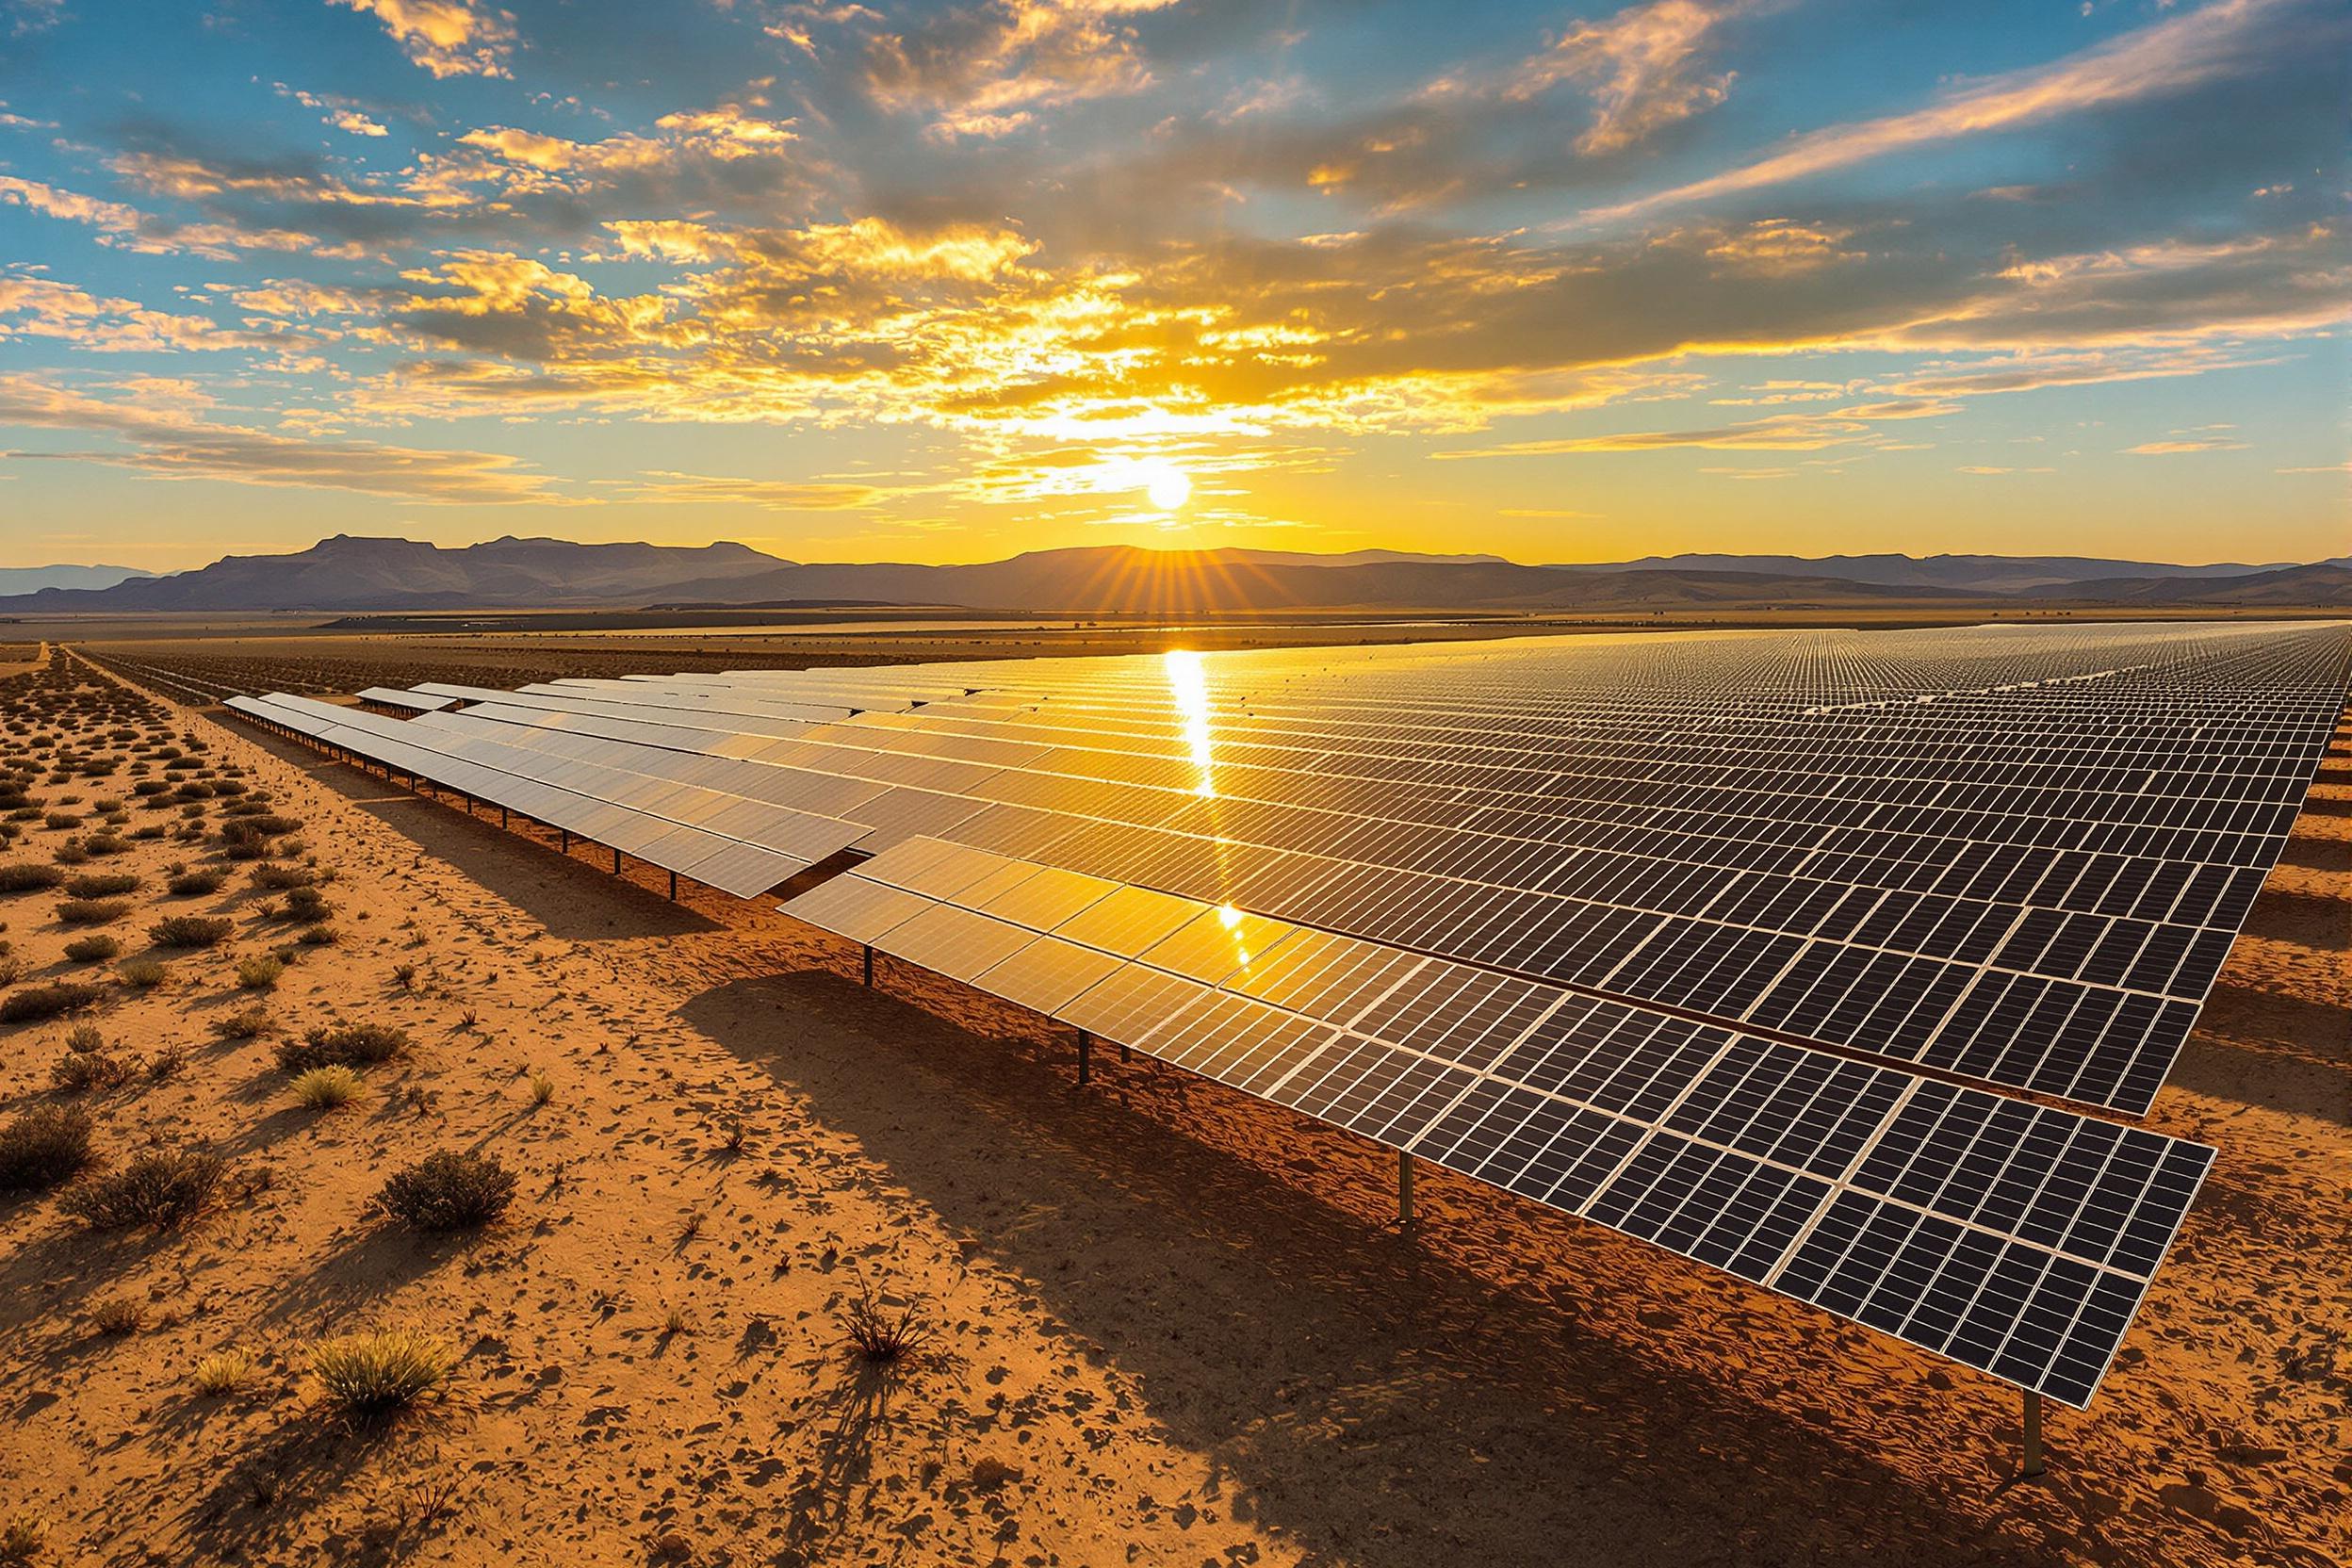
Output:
[1, 647, 2345, 1568]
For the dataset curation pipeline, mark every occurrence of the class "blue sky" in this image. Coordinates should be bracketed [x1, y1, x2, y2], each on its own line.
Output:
[0, 0, 2344, 569]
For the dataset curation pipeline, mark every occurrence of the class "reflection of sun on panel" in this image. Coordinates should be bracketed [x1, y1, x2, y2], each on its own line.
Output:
[1165, 648, 1217, 796]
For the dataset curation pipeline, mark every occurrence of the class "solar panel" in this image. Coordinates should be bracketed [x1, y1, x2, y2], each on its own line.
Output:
[268, 621, 2351, 1412]
[780, 835, 2222, 1409]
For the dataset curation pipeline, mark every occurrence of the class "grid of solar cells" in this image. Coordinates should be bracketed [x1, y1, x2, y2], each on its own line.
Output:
[782, 836, 2217, 1409]
[223, 693, 860, 897]
[430, 622, 2352, 1114]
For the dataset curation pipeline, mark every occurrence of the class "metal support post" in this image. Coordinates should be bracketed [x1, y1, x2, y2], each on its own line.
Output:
[612, 845, 622, 874]
[1077, 1029, 1092, 1085]
[560, 828, 569, 851]
[861, 945, 874, 986]
[500, 805, 509, 828]
[668, 870, 678, 900]
[2021, 1391, 2046, 1478]
[1398, 1151, 1416, 1227]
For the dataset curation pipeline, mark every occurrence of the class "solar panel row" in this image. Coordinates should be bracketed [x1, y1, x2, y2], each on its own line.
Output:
[782, 834, 2216, 1410]
[410, 623, 2352, 1114]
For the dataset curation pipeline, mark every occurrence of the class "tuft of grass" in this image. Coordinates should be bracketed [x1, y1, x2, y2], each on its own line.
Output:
[61, 933, 121, 964]
[527, 1070, 555, 1107]
[0, 980, 103, 1023]
[377, 1151, 516, 1232]
[150, 914, 234, 949]
[0, 1103, 94, 1192]
[392, 961, 419, 989]
[842, 1280, 939, 1366]
[311, 1330, 453, 1426]
[0, 1511, 52, 1564]
[247, 861, 314, 890]
[90, 1298, 145, 1337]
[191, 1349, 255, 1396]
[236, 955, 286, 991]
[147, 1042, 188, 1081]
[276, 1021, 409, 1073]
[289, 1065, 364, 1110]
[209, 1004, 273, 1040]
[297, 923, 339, 947]
[117, 958, 169, 990]
[53, 898, 130, 925]
[61, 1148, 224, 1230]
[50, 1050, 137, 1094]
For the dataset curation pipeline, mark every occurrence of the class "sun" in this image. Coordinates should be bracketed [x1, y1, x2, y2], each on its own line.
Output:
[1141, 461, 1192, 511]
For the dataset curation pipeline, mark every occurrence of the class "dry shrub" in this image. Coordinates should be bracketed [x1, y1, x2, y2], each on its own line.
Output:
[62, 872, 139, 898]
[377, 1151, 515, 1232]
[236, 955, 285, 991]
[275, 1021, 408, 1073]
[167, 868, 227, 896]
[61, 933, 121, 964]
[0, 1104, 94, 1191]
[54, 898, 130, 925]
[843, 1281, 939, 1366]
[191, 1349, 254, 1396]
[61, 1148, 224, 1229]
[117, 958, 169, 990]
[0, 981, 103, 1023]
[150, 914, 234, 949]
[50, 1051, 137, 1094]
[209, 1004, 273, 1040]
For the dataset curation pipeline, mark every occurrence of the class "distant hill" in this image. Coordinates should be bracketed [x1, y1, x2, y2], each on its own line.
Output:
[0, 537, 2344, 614]
[0, 564, 155, 595]
[0, 535, 792, 612]
[1564, 553, 2298, 594]
[2017, 562, 2352, 607]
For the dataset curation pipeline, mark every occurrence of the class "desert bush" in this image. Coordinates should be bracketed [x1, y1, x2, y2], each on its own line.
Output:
[0, 981, 103, 1023]
[82, 834, 129, 858]
[168, 867, 227, 896]
[150, 914, 233, 948]
[52, 1051, 137, 1093]
[117, 958, 169, 990]
[62, 872, 138, 898]
[311, 1330, 453, 1425]
[289, 1065, 364, 1109]
[526, 1071, 555, 1107]
[54, 898, 130, 925]
[284, 887, 332, 923]
[62, 934, 121, 964]
[276, 1021, 408, 1073]
[843, 1280, 938, 1365]
[0, 953, 20, 987]
[61, 1148, 223, 1229]
[208, 1004, 273, 1040]
[148, 1042, 187, 1081]
[236, 955, 285, 991]
[191, 1349, 254, 1396]
[42, 811, 79, 830]
[90, 1298, 145, 1336]
[0, 1103, 94, 1191]
[65, 1021, 102, 1052]
[49, 843, 88, 866]
[129, 824, 166, 841]
[132, 779, 170, 798]
[376, 1151, 515, 1232]
[249, 862, 314, 890]
[297, 923, 338, 947]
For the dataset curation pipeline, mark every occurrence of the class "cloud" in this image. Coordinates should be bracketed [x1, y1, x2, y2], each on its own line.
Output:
[0, 374, 570, 501]
[1585, 0, 2313, 224]
[615, 471, 885, 510]
[860, 0, 1183, 139]
[0, 175, 318, 259]
[2124, 436, 2250, 454]
[330, 0, 515, 79]
[0, 274, 270, 351]
[1506, 0, 1751, 154]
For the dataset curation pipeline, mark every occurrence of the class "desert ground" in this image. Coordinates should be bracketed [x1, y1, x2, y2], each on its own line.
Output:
[0, 644, 2344, 1568]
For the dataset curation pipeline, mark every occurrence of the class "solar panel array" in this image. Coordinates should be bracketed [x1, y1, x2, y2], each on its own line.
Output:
[222, 619, 2352, 1409]
[789, 834, 2217, 1408]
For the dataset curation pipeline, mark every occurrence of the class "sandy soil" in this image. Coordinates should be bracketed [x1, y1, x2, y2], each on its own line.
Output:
[0, 649, 2344, 1568]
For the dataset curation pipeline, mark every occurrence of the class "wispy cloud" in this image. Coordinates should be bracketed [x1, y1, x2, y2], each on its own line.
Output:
[1584, 0, 2313, 224]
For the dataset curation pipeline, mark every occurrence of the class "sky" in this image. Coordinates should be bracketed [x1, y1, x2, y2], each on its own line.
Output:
[0, 0, 2345, 572]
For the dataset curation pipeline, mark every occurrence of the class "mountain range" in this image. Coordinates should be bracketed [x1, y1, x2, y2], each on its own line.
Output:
[0, 564, 155, 595]
[0, 536, 2345, 614]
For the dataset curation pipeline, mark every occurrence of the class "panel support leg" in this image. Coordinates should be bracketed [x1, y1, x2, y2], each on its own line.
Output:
[560, 828, 569, 852]
[2020, 1390, 2046, 1478]
[612, 845, 622, 874]
[668, 870, 678, 900]
[1076, 1030, 1092, 1086]
[861, 945, 874, 987]
[1397, 1151, 1416, 1228]
[500, 805, 509, 828]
